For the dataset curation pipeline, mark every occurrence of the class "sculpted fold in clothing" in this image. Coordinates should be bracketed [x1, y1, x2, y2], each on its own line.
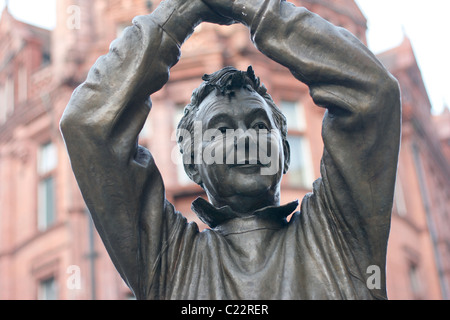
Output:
[60, 0, 401, 300]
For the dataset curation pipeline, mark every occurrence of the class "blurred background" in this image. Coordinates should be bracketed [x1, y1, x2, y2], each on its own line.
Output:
[0, 0, 448, 300]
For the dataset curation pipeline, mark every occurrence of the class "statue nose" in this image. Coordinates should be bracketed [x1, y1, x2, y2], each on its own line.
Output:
[234, 130, 257, 149]
[232, 130, 259, 164]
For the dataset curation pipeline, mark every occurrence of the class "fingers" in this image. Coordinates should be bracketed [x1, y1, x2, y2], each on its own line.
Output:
[200, 0, 236, 25]
[201, 0, 234, 19]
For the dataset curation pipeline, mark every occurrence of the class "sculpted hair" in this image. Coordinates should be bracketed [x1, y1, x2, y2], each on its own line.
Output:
[176, 66, 288, 161]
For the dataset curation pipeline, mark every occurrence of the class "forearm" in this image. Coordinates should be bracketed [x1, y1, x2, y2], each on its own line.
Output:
[232, 0, 398, 117]
[234, 0, 401, 244]
[59, 1, 205, 294]
[60, 1, 201, 143]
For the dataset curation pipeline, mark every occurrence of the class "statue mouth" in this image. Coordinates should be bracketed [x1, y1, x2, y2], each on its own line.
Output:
[229, 160, 267, 168]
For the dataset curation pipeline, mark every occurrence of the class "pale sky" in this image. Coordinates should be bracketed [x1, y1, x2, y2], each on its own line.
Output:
[356, 0, 450, 114]
[1, 0, 449, 114]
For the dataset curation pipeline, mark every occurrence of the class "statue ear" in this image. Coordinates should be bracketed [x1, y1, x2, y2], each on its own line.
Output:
[184, 162, 203, 186]
[283, 139, 291, 174]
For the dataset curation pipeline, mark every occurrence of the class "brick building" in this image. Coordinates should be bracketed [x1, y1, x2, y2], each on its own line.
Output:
[0, 0, 448, 299]
[377, 37, 450, 299]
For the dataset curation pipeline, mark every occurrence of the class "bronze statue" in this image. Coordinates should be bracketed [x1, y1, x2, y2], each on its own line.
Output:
[60, 0, 401, 300]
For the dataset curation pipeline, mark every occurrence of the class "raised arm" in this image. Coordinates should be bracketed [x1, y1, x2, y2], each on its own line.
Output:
[60, 0, 232, 298]
[204, 0, 401, 275]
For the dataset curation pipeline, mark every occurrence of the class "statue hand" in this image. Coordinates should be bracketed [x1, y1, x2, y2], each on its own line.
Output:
[201, 0, 234, 21]
[201, 0, 266, 26]
[177, 0, 236, 26]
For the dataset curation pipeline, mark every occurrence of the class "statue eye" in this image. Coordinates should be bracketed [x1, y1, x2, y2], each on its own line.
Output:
[254, 122, 268, 130]
[218, 127, 229, 134]
[209, 127, 229, 141]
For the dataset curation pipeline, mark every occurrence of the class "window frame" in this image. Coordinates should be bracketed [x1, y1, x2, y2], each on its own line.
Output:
[37, 141, 58, 231]
[37, 275, 58, 300]
[280, 100, 314, 189]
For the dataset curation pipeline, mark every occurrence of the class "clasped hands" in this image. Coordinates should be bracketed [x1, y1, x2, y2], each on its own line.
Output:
[175, 0, 265, 27]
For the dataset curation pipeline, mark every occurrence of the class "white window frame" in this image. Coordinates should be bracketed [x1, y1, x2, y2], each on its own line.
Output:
[37, 142, 58, 231]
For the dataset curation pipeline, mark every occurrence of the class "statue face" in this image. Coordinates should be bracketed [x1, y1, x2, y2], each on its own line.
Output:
[190, 88, 287, 210]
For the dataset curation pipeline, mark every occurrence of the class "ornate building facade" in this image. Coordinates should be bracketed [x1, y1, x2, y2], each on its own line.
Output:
[0, 0, 448, 299]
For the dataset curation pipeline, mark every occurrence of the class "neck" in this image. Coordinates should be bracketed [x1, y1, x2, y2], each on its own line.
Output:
[206, 189, 280, 214]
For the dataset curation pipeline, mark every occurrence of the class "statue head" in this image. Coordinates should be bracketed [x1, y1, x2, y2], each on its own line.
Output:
[176, 66, 291, 212]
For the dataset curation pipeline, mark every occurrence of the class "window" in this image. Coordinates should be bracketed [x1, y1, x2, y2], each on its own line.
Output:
[408, 263, 422, 296]
[37, 142, 58, 231]
[38, 177, 55, 230]
[41, 51, 51, 66]
[18, 65, 28, 103]
[286, 135, 314, 189]
[394, 178, 407, 217]
[281, 100, 306, 132]
[38, 142, 57, 175]
[38, 276, 58, 300]
[281, 100, 313, 189]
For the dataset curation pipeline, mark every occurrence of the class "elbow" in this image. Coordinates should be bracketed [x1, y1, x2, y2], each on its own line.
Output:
[60, 106, 77, 139]
[60, 89, 86, 139]
[60, 84, 110, 142]
[60, 99, 99, 144]
[60, 107, 110, 152]
[59, 106, 89, 146]
[59, 108, 83, 154]
[362, 70, 401, 117]
[60, 84, 84, 136]
[60, 107, 108, 144]
[380, 71, 400, 101]
[377, 71, 401, 114]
